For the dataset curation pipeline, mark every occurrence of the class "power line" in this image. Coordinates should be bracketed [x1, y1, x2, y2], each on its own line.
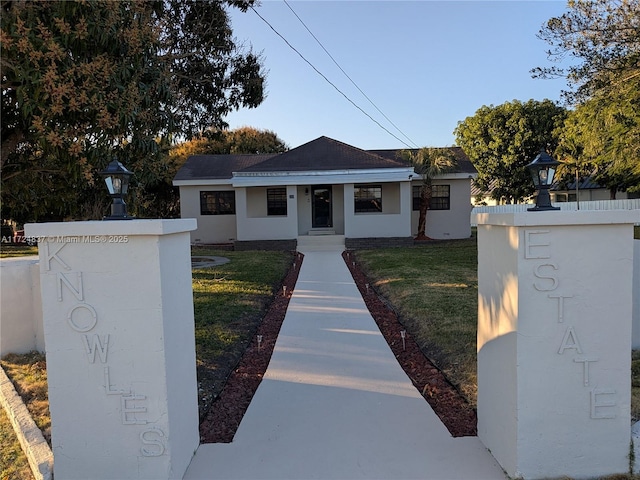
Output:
[249, 5, 416, 149]
[283, 0, 419, 149]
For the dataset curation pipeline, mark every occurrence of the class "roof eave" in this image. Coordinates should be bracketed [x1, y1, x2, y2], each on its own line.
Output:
[231, 168, 415, 187]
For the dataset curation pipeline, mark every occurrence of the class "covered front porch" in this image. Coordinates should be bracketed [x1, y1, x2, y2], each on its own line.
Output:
[232, 174, 413, 249]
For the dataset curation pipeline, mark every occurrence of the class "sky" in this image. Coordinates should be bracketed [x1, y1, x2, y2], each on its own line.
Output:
[224, 0, 572, 151]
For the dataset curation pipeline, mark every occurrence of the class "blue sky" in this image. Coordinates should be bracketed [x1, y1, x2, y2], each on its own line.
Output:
[224, 1, 571, 150]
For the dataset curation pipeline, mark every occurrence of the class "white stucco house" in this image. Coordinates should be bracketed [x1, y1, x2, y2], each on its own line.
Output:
[173, 136, 476, 250]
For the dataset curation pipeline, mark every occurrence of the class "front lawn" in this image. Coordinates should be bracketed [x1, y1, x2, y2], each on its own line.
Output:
[354, 237, 479, 404]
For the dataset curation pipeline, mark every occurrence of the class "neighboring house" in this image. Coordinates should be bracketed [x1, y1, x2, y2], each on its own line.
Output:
[551, 176, 637, 203]
[173, 136, 476, 250]
[472, 175, 636, 206]
[470, 179, 501, 206]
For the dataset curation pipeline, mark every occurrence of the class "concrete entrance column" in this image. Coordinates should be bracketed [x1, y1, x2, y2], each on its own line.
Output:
[25, 219, 198, 480]
[476, 210, 638, 479]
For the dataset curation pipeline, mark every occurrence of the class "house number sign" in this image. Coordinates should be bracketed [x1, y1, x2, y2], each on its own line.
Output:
[524, 229, 617, 420]
[43, 241, 166, 456]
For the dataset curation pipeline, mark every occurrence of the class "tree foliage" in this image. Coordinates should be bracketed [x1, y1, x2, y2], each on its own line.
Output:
[454, 99, 567, 204]
[534, 0, 640, 194]
[169, 127, 289, 172]
[397, 147, 456, 239]
[532, 0, 640, 104]
[1, 0, 265, 223]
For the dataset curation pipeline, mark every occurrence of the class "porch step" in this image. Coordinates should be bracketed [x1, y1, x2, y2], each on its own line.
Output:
[297, 234, 345, 252]
[308, 228, 336, 236]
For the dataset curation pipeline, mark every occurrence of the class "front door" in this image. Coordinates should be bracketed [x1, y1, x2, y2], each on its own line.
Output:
[312, 186, 332, 228]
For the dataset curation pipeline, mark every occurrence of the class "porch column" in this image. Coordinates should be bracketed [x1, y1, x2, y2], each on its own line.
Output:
[476, 210, 637, 479]
[24, 219, 199, 480]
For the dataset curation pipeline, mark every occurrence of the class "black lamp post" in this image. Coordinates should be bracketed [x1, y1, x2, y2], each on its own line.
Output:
[526, 149, 560, 212]
[99, 158, 134, 220]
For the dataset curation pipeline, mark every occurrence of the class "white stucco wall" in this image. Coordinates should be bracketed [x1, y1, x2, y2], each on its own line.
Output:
[415, 179, 473, 239]
[236, 185, 299, 241]
[179, 185, 237, 244]
[0, 257, 44, 356]
[343, 182, 412, 238]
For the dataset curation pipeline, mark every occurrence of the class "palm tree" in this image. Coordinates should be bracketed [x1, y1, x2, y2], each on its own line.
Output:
[554, 138, 596, 210]
[398, 147, 457, 240]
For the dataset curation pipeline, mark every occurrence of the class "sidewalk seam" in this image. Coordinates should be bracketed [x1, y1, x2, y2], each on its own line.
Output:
[0, 364, 53, 480]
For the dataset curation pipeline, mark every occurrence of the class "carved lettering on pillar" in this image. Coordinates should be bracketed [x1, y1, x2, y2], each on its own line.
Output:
[558, 326, 583, 354]
[43, 241, 71, 271]
[591, 388, 617, 419]
[45, 238, 166, 455]
[548, 294, 573, 323]
[104, 367, 127, 395]
[140, 427, 166, 457]
[523, 229, 617, 419]
[533, 263, 559, 291]
[121, 394, 148, 425]
[574, 357, 599, 386]
[67, 303, 98, 332]
[57, 272, 84, 302]
[82, 334, 109, 363]
[524, 230, 551, 259]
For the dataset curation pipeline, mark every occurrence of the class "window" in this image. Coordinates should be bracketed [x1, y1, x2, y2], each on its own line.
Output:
[430, 185, 450, 210]
[412, 185, 450, 210]
[200, 191, 235, 215]
[267, 188, 287, 216]
[354, 185, 382, 213]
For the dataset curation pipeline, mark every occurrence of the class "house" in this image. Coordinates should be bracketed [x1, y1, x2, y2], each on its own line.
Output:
[173, 136, 476, 250]
[551, 176, 637, 203]
[472, 175, 637, 206]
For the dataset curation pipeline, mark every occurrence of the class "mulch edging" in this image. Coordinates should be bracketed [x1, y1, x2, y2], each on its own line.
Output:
[199, 252, 304, 443]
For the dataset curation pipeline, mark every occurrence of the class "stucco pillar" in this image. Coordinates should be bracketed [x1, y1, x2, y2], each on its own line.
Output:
[476, 210, 638, 479]
[24, 219, 199, 480]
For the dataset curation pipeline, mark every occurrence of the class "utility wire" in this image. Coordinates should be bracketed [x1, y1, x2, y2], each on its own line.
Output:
[250, 5, 416, 149]
[283, 0, 419, 149]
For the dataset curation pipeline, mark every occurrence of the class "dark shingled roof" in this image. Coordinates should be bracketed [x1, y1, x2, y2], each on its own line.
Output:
[239, 136, 408, 173]
[368, 147, 477, 175]
[173, 154, 276, 181]
[173, 137, 476, 182]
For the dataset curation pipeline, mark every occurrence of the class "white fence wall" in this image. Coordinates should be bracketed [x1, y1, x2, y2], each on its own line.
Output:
[0, 257, 44, 356]
[472, 198, 640, 223]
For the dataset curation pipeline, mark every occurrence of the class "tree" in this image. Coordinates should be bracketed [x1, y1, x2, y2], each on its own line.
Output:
[555, 100, 640, 199]
[397, 148, 456, 240]
[169, 127, 288, 168]
[454, 99, 567, 204]
[533, 0, 640, 187]
[1, 0, 265, 222]
[532, 0, 640, 104]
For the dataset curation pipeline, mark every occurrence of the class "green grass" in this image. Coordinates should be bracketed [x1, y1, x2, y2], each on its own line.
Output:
[354, 237, 480, 404]
[191, 248, 292, 363]
[0, 352, 48, 480]
[0, 407, 34, 480]
[0, 244, 38, 258]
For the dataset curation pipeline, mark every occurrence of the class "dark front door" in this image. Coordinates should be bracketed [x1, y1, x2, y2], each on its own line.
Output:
[312, 186, 332, 228]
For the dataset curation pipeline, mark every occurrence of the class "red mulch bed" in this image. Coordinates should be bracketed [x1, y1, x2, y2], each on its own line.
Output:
[200, 249, 476, 443]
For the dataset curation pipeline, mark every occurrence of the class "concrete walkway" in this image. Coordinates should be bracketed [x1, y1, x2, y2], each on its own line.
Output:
[184, 247, 506, 480]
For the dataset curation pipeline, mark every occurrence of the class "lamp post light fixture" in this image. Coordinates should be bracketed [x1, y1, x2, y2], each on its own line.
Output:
[99, 158, 134, 220]
[526, 149, 560, 212]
